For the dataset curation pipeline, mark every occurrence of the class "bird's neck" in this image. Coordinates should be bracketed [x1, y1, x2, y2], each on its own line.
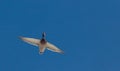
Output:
[42, 36, 45, 39]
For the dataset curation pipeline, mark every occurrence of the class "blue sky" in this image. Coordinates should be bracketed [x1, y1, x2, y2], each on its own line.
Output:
[0, 0, 120, 71]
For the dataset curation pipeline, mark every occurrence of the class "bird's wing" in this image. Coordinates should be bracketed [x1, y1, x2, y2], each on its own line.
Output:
[46, 42, 64, 54]
[19, 36, 40, 46]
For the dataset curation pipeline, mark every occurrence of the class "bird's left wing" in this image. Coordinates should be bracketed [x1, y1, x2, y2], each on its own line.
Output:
[19, 36, 40, 46]
[46, 42, 64, 54]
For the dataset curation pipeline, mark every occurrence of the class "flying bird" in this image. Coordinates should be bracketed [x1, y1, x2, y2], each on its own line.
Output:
[19, 32, 64, 54]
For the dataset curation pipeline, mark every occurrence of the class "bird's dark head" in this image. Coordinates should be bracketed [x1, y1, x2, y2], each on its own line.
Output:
[42, 32, 46, 38]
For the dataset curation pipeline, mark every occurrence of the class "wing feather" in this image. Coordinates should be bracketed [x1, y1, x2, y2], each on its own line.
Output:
[19, 36, 40, 46]
[46, 42, 64, 54]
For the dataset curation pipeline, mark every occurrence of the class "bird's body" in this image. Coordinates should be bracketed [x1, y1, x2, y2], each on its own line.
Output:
[19, 32, 63, 54]
[40, 38, 47, 44]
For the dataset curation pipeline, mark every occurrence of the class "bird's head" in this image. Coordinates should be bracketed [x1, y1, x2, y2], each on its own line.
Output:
[42, 32, 46, 38]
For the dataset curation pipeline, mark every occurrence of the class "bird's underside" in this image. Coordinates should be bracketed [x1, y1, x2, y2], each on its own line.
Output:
[19, 36, 64, 54]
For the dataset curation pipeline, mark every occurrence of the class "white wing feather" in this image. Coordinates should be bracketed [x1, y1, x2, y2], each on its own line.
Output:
[46, 42, 64, 54]
[19, 36, 40, 46]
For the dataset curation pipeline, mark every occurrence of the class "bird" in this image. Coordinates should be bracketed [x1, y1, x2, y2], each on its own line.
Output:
[19, 32, 64, 54]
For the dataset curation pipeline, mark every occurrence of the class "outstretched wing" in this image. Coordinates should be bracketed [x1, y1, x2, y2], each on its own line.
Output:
[46, 42, 64, 54]
[19, 36, 40, 46]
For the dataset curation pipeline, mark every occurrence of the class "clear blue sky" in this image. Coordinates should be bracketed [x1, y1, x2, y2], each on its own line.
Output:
[0, 0, 120, 71]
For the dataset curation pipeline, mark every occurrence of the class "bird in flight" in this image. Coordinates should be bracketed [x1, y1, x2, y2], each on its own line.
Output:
[19, 32, 64, 54]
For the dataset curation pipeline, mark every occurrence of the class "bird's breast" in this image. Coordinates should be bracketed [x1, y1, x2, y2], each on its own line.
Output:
[40, 39, 47, 45]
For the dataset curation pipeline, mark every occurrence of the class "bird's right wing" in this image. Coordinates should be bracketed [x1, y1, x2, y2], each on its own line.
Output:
[19, 36, 40, 46]
[46, 42, 64, 54]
